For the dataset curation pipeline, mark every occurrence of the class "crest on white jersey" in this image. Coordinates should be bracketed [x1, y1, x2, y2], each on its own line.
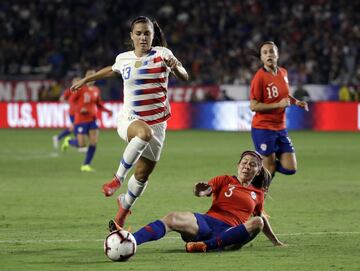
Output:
[135, 61, 142, 68]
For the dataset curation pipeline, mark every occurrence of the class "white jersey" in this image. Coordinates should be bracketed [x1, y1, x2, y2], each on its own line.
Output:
[112, 46, 176, 125]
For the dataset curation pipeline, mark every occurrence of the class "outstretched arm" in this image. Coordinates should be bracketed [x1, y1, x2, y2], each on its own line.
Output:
[193, 182, 212, 197]
[261, 213, 286, 246]
[171, 63, 189, 81]
[71, 66, 117, 91]
[289, 94, 309, 111]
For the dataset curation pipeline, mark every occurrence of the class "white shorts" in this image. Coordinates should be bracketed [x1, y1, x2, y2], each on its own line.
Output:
[116, 113, 167, 162]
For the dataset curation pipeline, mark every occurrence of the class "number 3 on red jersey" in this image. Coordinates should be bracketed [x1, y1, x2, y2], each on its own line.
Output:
[225, 186, 236, 197]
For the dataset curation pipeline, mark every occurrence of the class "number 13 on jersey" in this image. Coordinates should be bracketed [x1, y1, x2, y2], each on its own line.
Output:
[122, 67, 131, 80]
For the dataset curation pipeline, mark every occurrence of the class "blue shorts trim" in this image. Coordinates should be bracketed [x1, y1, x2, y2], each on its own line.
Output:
[69, 115, 75, 123]
[74, 120, 98, 135]
[181, 213, 231, 242]
[251, 128, 295, 156]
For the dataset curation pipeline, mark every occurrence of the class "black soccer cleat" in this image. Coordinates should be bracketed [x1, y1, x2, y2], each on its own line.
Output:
[108, 220, 118, 232]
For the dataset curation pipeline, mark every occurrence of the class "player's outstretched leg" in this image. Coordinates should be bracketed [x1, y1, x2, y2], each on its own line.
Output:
[102, 136, 149, 197]
[132, 220, 166, 246]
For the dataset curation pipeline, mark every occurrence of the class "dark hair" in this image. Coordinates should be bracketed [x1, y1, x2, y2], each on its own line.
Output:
[259, 41, 278, 54]
[251, 167, 271, 191]
[248, 41, 278, 59]
[130, 16, 167, 47]
[238, 150, 263, 166]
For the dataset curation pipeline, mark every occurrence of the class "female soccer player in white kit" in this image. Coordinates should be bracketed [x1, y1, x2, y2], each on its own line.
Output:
[71, 16, 189, 226]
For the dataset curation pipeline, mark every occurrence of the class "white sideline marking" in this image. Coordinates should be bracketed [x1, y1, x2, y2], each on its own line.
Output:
[0, 151, 59, 160]
[0, 231, 359, 244]
[276, 231, 360, 236]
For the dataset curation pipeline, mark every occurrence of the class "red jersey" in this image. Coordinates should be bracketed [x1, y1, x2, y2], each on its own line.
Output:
[61, 88, 76, 116]
[206, 175, 264, 227]
[70, 85, 102, 124]
[250, 67, 290, 130]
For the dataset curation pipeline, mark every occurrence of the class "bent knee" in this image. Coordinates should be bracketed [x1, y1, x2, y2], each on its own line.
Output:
[284, 161, 297, 172]
[290, 166, 297, 173]
[136, 129, 153, 142]
[128, 120, 154, 141]
[276, 161, 297, 175]
[283, 167, 297, 175]
[162, 212, 181, 229]
[254, 216, 264, 229]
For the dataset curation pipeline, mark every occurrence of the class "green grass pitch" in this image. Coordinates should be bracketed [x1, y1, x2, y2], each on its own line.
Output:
[0, 129, 359, 271]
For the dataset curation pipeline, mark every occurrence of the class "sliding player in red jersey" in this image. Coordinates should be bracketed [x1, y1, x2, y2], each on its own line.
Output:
[250, 41, 308, 183]
[62, 70, 112, 172]
[71, 16, 188, 226]
[108, 150, 285, 253]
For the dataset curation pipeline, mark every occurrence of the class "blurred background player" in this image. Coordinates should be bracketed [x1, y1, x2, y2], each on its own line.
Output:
[71, 16, 189, 226]
[109, 151, 284, 253]
[62, 69, 112, 172]
[249, 41, 308, 183]
[52, 76, 80, 150]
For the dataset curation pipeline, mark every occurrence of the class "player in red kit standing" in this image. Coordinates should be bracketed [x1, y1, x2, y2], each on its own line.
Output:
[250, 41, 308, 183]
[108, 151, 285, 253]
[52, 76, 80, 150]
[62, 70, 112, 172]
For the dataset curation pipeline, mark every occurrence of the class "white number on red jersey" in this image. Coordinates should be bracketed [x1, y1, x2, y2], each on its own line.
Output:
[83, 93, 91, 103]
[266, 85, 279, 99]
[225, 186, 236, 197]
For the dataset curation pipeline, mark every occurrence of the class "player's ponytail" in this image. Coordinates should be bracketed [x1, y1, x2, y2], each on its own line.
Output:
[251, 167, 271, 192]
[152, 20, 167, 47]
[130, 16, 167, 48]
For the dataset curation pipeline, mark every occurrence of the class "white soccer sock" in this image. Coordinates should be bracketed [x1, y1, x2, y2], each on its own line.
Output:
[122, 175, 148, 209]
[116, 136, 149, 179]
